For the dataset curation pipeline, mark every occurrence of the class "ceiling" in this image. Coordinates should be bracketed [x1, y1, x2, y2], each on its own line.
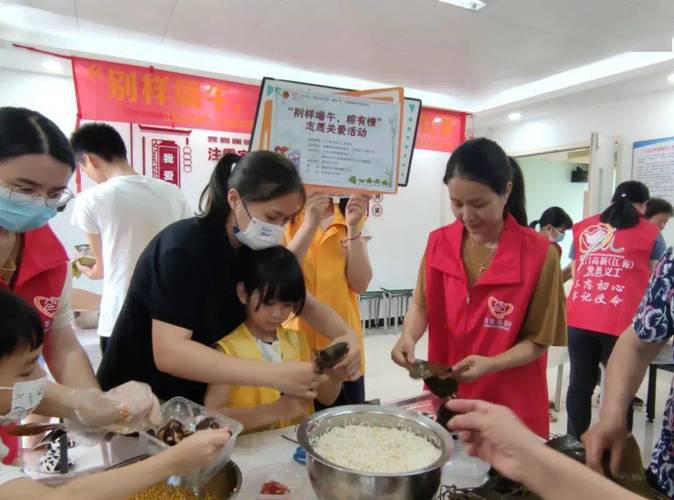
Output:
[1, 0, 674, 112]
[474, 59, 674, 127]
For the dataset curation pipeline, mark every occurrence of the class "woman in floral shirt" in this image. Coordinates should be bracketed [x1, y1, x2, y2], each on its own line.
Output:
[584, 248, 674, 496]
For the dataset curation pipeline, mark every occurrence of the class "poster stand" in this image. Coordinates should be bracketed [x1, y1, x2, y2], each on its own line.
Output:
[250, 77, 421, 188]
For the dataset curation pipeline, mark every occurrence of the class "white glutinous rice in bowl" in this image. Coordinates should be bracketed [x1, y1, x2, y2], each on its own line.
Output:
[311, 424, 442, 474]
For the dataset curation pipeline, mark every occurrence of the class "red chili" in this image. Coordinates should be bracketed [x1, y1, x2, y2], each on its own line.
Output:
[260, 480, 290, 495]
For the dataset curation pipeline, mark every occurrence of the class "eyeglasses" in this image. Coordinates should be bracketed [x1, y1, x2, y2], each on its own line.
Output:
[0, 183, 74, 209]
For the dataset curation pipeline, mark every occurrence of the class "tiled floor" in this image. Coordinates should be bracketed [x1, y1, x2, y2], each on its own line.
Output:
[77, 326, 672, 465]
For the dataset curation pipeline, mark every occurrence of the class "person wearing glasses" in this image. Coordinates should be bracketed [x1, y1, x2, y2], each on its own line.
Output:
[0, 107, 99, 462]
[69, 123, 192, 354]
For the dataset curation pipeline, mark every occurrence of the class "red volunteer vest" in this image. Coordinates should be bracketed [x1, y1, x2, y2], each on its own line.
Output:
[425, 215, 551, 437]
[567, 215, 659, 336]
[0, 225, 68, 465]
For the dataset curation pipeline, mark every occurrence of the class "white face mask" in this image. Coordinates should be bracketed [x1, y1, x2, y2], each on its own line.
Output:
[0, 377, 48, 424]
[234, 202, 285, 250]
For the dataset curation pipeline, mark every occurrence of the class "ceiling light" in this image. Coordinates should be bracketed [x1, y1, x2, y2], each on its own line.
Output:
[433, 117, 443, 123]
[668, 73, 674, 83]
[508, 112, 522, 121]
[42, 59, 62, 73]
[437, 0, 487, 11]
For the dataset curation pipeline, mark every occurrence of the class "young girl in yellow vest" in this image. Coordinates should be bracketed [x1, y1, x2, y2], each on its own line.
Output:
[204, 246, 343, 433]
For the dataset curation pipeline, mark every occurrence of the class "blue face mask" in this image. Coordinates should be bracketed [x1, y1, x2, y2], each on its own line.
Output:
[549, 231, 565, 244]
[0, 187, 57, 233]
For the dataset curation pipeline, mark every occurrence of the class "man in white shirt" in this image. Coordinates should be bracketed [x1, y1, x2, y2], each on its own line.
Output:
[70, 123, 192, 353]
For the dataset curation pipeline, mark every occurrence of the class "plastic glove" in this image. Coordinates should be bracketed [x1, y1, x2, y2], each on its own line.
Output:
[102, 381, 162, 430]
[64, 389, 117, 445]
[65, 382, 161, 445]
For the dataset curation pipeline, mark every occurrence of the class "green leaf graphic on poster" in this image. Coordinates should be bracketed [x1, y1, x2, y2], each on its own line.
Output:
[264, 82, 400, 194]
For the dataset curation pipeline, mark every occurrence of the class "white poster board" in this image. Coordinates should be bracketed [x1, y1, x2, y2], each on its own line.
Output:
[269, 89, 400, 192]
[633, 136, 674, 204]
[251, 78, 420, 188]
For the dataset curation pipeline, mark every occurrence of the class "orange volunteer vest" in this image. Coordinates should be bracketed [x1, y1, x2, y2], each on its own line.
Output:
[285, 205, 366, 371]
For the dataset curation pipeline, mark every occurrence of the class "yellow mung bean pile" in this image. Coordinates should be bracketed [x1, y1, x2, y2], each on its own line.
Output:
[128, 483, 215, 500]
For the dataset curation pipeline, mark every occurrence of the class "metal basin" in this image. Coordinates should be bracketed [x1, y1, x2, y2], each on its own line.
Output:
[40, 455, 241, 499]
[184, 460, 241, 499]
[297, 405, 453, 500]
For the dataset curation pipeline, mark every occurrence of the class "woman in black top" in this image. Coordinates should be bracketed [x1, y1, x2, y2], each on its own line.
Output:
[97, 152, 361, 404]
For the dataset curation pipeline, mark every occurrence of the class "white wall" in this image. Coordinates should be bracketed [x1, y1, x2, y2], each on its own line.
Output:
[0, 68, 450, 294]
[518, 158, 587, 267]
[480, 88, 674, 246]
[368, 150, 450, 290]
[0, 68, 76, 133]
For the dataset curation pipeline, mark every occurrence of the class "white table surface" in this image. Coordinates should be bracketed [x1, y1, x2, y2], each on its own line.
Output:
[232, 426, 316, 498]
[25, 424, 487, 498]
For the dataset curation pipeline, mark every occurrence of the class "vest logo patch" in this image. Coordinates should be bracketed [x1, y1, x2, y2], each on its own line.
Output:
[488, 296, 514, 319]
[485, 296, 514, 332]
[34, 296, 59, 319]
[579, 223, 624, 254]
[572, 221, 636, 308]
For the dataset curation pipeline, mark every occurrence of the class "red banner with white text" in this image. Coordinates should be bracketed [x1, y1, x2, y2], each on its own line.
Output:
[72, 57, 465, 153]
[72, 57, 259, 133]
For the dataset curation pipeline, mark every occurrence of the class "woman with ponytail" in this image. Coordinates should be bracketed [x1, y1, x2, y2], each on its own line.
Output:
[530, 206, 574, 281]
[566, 180, 666, 439]
[529, 207, 573, 249]
[391, 138, 567, 438]
[97, 151, 361, 405]
[507, 157, 528, 226]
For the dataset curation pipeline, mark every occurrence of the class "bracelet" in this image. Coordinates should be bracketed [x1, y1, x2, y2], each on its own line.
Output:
[341, 232, 362, 247]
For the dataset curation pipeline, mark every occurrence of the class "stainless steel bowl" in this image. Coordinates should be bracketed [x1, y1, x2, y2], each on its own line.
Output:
[297, 405, 453, 500]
